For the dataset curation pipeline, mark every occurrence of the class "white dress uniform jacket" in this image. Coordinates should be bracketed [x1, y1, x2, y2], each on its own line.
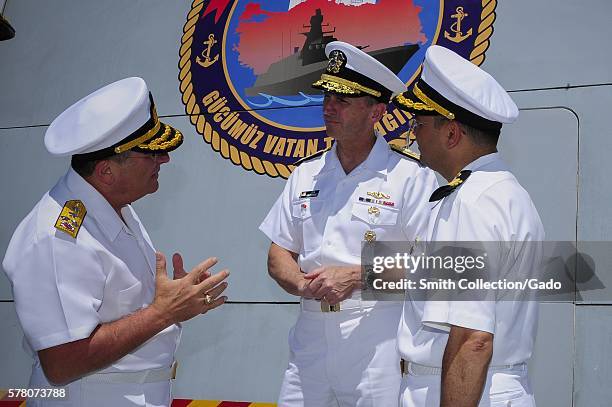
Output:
[3, 168, 181, 407]
[398, 153, 545, 407]
[260, 135, 437, 406]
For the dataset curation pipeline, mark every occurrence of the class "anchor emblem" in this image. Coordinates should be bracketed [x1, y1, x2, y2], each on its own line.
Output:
[196, 33, 219, 68]
[444, 7, 472, 43]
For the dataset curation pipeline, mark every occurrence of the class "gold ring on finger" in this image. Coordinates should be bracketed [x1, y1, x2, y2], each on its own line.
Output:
[204, 294, 213, 305]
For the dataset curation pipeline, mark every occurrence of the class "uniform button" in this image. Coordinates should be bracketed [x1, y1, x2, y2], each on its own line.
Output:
[326, 241, 332, 246]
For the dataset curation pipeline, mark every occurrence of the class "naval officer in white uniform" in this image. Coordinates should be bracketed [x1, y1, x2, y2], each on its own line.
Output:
[260, 41, 437, 406]
[393, 46, 544, 406]
[2, 77, 229, 406]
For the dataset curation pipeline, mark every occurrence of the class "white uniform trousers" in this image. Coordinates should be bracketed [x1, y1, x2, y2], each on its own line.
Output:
[399, 364, 535, 407]
[278, 302, 402, 407]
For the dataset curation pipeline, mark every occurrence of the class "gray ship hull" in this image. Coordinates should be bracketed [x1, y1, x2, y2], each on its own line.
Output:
[245, 44, 419, 97]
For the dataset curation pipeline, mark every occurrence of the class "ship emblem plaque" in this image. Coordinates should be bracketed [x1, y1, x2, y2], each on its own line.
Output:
[179, 0, 498, 178]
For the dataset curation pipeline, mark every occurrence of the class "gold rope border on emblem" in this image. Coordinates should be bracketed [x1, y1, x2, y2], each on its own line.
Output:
[469, 0, 497, 66]
[178, 0, 292, 179]
[177, 0, 497, 179]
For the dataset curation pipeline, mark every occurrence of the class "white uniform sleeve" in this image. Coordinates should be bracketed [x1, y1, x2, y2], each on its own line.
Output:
[400, 166, 438, 241]
[441, 300, 496, 334]
[259, 170, 301, 253]
[8, 234, 106, 351]
[423, 191, 503, 334]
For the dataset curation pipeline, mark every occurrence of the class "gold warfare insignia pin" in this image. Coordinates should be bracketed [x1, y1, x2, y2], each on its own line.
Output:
[367, 191, 390, 200]
[54, 200, 87, 238]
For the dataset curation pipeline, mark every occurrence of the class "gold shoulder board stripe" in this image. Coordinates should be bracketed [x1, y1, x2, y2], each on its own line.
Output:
[390, 144, 421, 162]
[54, 200, 87, 238]
[293, 146, 332, 166]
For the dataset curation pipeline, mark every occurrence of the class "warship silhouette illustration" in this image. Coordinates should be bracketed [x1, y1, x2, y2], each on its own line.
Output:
[245, 8, 419, 97]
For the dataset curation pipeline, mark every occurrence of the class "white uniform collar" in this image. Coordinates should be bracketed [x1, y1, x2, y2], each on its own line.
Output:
[463, 152, 501, 172]
[315, 144, 340, 176]
[360, 135, 390, 176]
[64, 168, 125, 241]
[318, 135, 389, 177]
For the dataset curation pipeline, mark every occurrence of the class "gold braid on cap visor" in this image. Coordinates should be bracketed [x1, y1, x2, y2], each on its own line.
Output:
[395, 93, 436, 113]
[114, 106, 162, 153]
[413, 83, 455, 120]
[313, 74, 382, 98]
[113, 105, 182, 153]
[138, 125, 183, 151]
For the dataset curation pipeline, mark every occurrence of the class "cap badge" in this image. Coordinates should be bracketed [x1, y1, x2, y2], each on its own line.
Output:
[327, 50, 346, 74]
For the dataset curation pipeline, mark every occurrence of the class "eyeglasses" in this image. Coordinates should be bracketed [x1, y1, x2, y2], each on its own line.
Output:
[407, 118, 424, 133]
[127, 152, 166, 162]
[404, 118, 425, 147]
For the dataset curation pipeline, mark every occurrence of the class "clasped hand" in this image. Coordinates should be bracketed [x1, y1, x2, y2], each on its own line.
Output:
[300, 266, 360, 305]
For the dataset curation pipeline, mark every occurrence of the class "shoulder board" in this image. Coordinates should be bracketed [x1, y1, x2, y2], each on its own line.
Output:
[389, 144, 421, 163]
[293, 146, 332, 167]
[54, 200, 87, 239]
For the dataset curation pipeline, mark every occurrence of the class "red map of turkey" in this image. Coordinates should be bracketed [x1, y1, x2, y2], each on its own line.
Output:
[234, 0, 427, 76]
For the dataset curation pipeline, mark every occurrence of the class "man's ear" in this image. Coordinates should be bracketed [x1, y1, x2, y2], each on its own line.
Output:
[93, 159, 115, 186]
[370, 103, 386, 123]
[446, 120, 463, 149]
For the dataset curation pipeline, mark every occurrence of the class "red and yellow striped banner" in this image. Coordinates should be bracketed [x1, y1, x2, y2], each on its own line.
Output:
[172, 400, 276, 407]
[0, 393, 273, 407]
[0, 390, 26, 407]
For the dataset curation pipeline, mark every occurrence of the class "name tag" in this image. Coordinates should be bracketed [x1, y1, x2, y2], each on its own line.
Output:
[299, 190, 319, 198]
